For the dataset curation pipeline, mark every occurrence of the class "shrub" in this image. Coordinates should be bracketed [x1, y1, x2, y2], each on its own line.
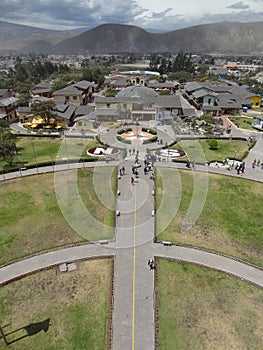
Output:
[143, 136, 158, 144]
[116, 135, 131, 144]
[141, 127, 157, 135]
[117, 128, 132, 134]
[208, 139, 218, 150]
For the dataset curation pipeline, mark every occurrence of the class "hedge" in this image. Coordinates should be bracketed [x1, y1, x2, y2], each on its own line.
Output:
[116, 135, 131, 144]
[141, 127, 157, 135]
[143, 135, 158, 144]
[117, 128, 132, 135]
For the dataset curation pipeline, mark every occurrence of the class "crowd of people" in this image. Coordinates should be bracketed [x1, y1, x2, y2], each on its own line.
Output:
[127, 152, 156, 185]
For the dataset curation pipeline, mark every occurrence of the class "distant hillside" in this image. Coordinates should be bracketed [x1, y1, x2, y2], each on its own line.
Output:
[54, 22, 263, 55]
[158, 21, 263, 54]
[0, 21, 74, 53]
[55, 24, 166, 54]
[0, 21, 262, 55]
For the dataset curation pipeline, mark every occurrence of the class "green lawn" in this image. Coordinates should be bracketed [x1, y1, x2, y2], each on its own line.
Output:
[0, 137, 101, 171]
[0, 168, 116, 265]
[229, 116, 255, 131]
[156, 168, 263, 267]
[174, 139, 249, 163]
[0, 259, 112, 350]
[16, 136, 62, 165]
[157, 259, 263, 350]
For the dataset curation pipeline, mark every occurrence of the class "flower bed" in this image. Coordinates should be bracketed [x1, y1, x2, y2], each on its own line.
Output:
[155, 149, 187, 160]
[87, 147, 120, 157]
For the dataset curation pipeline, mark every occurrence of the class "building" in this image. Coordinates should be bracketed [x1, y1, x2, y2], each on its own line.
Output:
[0, 97, 19, 123]
[252, 116, 263, 130]
[17, 106, 32, 122]
[53, 103, 76, 127]
[0, 89, 16, 101]
[184, 81, 262, 115]
[31, 82, 52, 98]
[53, 80, 97, 105]
[93, 85, 187, 124]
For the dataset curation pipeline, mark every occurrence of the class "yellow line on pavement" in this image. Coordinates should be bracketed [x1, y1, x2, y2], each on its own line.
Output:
[132, 185, 137, 350]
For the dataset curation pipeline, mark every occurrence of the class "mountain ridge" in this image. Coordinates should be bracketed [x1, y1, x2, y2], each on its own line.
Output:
[0, 21, 262, 55]
[54, 22, 263, 55]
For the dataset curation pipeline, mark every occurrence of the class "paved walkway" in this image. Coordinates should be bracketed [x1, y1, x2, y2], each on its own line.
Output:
[0, 125, 263, 349]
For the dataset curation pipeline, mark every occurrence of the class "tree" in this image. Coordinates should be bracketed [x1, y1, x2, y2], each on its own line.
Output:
[14, 62, 28, 82]
[148, 54, 160, 71]
[105, 89, 116, 97]
[17, 92, 31, 107]
[0, 128, 17, 166]
[0, 119, 9, 128]
[168, 71, 193, 83]
[51, 79, 68, 93]
[30, 100, 56, 125]
[159, 89, 170, 95]
[208, 139, 218, 150]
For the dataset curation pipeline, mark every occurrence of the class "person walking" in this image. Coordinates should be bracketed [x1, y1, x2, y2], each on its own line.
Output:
[240, 162, 245, 174]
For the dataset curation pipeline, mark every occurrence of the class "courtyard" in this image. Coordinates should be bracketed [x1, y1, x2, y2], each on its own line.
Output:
[0, 123, 263, 349]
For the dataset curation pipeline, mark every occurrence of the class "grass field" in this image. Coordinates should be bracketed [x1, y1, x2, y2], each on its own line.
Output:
[0, 137, 101, 171]
[16, 137, 62, 166]
[156, 169, 263, 267]
[175, 139, 249, 163]
[229, 117, 254, 131]
[0, 168, 116, 265]
[0, 259, 112, 350]
[157, 259, 263, 350]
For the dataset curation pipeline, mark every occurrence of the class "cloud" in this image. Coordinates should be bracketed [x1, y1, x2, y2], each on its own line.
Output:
[199, 10, 263, 24]
[0, 0, 147, 29]
[139, 9, 263, 32]
[227, 1, 250, 9]
[0, 0, 262, 32]
[150, 8, 173, 19]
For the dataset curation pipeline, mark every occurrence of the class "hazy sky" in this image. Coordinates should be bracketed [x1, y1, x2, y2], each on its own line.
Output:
[0, 0, 262, 31]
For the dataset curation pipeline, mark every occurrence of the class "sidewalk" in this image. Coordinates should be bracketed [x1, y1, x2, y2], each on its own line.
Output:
[1, 123, 263, 349]
[109, 159, 155, 349]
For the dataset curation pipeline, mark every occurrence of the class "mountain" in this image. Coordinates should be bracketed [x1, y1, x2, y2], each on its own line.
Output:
[0, 21, 74, 53]
[54, 24, 167, 54]
[53, 22, 263, 55]
[158, 21, 263, 54]
[0, 21, 262, 55]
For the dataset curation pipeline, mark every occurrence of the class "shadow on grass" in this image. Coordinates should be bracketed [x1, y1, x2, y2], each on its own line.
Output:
[1, 318, 50, 346]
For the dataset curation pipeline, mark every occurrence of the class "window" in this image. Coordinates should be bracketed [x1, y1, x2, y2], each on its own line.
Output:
[107, 103, 110, 108]
[73, 96, 77, 100]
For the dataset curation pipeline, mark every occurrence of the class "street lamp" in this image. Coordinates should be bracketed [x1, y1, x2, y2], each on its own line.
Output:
[167, 148, 170, 162]
[233, 150, 237, 166]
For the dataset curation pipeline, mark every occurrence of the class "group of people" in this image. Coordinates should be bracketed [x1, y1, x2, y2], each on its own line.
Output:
[128, 149, 139, 157]
[148, 259, 155, 270]
[119, 166, 125, 176]
[132, 165, 140, 177]
[144, 157, 154, 175]
[129, 154, 156, 184]
[186, 159, 195, 169]
[252, 158, 263, 169]
[235, 162, 245, 175]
